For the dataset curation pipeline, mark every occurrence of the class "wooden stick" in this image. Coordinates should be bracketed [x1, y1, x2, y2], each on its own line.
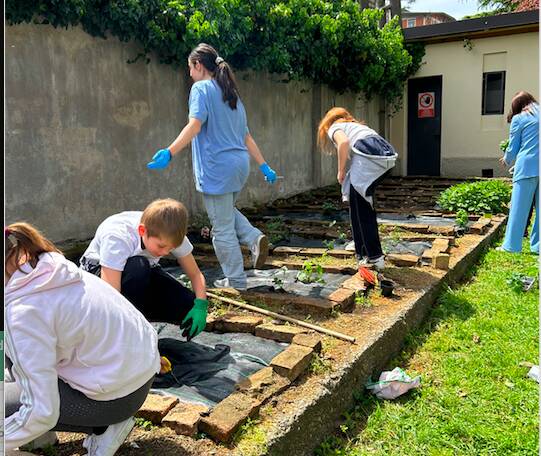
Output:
[207, 291, 356, 344]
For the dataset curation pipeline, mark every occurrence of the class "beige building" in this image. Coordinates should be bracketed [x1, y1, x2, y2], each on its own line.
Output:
[390, 10, 539, 177]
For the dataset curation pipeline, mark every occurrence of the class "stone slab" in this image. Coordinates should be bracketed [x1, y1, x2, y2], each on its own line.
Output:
[428, 226, 456, 236]
[341, 274, 365, 291]
[470, 217, 492, 234]
[386, 253, 419, 267]
[291, 333, 323, 353]
[432, 253, 450, 270]
[255, 323, 306, 342]
[431, 238, 451, 253]
[270, 344, 313, 381]
[236, 366, 291, 403]
[199, 393, 262, 443]
[162, 402, 209, 436]
[136, 394, 179, 424]
[213, 314, 264, 333]
[238, 290, 338, 315]
[327, 287, 356, 312]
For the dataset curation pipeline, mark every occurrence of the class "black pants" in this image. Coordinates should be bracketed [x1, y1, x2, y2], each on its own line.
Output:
[6, 374, 154, 435]
[82, 256, 195, 325]
[349, 184, 383, 260]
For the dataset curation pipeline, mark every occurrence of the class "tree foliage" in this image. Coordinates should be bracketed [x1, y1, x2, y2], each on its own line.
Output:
[6, 0, 424, 106]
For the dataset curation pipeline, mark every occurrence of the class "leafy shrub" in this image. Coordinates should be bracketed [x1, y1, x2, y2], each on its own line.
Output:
[5, 0, 424, 107]
[438, 180, 512, 214]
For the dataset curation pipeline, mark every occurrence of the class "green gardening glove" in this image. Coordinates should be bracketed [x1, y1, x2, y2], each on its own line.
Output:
[180, 298, 208, 340]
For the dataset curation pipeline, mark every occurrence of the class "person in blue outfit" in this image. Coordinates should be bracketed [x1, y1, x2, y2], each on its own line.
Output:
[148, 43, 278, 290]
[499, 91, 539, 254]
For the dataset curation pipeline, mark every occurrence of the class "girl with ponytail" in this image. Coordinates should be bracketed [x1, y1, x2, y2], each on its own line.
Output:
[5, 222, 160, 454]
[148, 43, 278, 290]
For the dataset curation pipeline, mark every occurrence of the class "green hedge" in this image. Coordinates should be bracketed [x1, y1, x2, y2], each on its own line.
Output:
[6, 0, 424, 107]
[438, 180, 512, 214]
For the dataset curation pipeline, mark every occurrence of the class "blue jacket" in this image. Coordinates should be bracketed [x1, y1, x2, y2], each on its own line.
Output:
[504, 104, 539, 182]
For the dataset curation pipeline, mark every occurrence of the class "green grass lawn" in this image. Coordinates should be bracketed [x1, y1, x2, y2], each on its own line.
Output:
[316, 240, 539, 456]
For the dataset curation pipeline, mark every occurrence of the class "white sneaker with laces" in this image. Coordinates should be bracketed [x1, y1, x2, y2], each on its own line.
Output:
[250, 234, 269, 269]
[213, 278, 247, 291]
[82, 417, 135, 456]
[344, 240, 356, 251]
[359, 255, 385, 271]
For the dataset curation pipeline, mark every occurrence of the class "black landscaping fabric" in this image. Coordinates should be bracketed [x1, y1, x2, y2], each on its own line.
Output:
[151, 325, 287, 407]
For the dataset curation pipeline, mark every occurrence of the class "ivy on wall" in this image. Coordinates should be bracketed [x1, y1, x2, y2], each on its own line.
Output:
[6, 0, 424, 107]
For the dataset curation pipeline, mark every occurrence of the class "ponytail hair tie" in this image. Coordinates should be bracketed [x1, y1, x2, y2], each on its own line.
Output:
[5, 228, 11, 236]
[215, 56, 224, 65]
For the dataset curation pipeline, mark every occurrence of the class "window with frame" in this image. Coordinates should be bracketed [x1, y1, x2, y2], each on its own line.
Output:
[482, 71, 506, 115]
[407, 18, 416, 28]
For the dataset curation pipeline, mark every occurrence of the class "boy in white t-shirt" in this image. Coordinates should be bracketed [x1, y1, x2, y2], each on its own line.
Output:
[80, 198, 208, 339]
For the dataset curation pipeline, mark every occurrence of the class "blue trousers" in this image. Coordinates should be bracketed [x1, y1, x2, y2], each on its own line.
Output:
[203, 192, 262, 288]
[502, 176, 539, 253]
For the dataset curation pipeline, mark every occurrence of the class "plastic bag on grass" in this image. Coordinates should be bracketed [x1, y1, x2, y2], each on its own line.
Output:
[366, 367, 421, 400]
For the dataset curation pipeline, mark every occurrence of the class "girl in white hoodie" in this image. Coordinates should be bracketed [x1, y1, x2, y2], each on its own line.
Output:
[4, 223, 161, 455]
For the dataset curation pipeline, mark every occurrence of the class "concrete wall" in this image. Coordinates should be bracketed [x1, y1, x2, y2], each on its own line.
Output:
[6, 24, 383, 243]
[390, 31, 539, 177]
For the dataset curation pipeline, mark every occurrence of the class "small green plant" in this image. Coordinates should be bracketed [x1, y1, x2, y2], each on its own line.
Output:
[506, 272, 527, 293]
[296, 259, 325, 284]
[355, 290, 372, 308]
[322, 200, 338, 214]
[266, 217, 290, 245]
[323, 239, 335, 250]
[438, 180, 512, 214]
[309, 353, 332, 374]
[455, 209, 469, 229]
[499, 138, 510, 153]
[135, 417, 156, 431]
[272, 266, 288, 290]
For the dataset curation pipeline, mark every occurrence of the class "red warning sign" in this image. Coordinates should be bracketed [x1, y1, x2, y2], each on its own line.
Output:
[418, 92, 435, 118]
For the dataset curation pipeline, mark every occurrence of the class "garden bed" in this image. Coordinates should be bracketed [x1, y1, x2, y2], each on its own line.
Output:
[48, 180, 507, 456]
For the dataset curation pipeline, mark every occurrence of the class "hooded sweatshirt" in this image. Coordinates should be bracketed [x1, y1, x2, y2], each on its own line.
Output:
[5, 252, 161, 450]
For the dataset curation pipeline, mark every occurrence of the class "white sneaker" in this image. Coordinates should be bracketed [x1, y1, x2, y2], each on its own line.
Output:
[344, 240, 356, 251]
[359, 255, 385, 271]
[82, 417, 135, 456]
[250, 234, 269, 269]
[213, 278, 247, 291]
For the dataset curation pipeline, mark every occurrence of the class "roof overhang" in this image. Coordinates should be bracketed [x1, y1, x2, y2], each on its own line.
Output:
[404, 10, 539, 44]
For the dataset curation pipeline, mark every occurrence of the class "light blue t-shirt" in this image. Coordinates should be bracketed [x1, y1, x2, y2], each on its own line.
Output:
[504, 103, 539, 182]
[189, 79, 250, 194]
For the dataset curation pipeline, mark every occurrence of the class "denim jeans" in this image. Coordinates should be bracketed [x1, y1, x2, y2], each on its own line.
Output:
[203, 192, 262, 288]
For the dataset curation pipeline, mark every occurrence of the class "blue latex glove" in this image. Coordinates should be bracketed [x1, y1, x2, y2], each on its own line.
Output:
[147, 149, 172, 169]
[259, 163, 277, 184]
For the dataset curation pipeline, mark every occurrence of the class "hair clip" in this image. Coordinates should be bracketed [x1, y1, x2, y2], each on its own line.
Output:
[4, 228, 11, 236]
[7, 234, 18, 247]
[215, 56, 224, 65]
